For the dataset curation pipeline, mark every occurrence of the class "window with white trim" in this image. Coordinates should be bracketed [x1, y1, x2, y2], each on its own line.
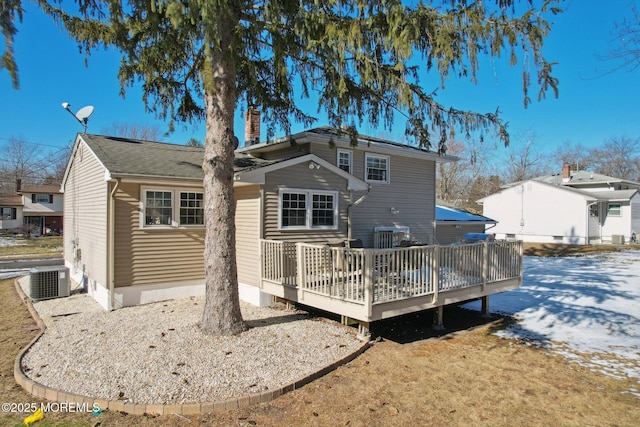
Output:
[143, 188, 204, 227]
[179, 191, 204, 225]
[145, 190, 173, 226]
[337, 149, 352, 174]
[607, 203, 622, 217]
[365, 153, 389, 183]
[280, 189, 338, 230]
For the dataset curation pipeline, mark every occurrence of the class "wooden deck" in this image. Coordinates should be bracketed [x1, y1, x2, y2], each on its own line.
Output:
[259, 239, 523, 331]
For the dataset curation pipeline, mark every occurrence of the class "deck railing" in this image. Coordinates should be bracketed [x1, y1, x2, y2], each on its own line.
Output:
[260, 240, 523, 307]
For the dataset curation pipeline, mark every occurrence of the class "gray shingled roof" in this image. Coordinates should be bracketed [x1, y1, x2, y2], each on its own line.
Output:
[536, 170, 640, 187]
[81, 134, 273, 180]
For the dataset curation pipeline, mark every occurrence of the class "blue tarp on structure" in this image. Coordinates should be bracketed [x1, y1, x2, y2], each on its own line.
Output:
[436, 205, 496, 223]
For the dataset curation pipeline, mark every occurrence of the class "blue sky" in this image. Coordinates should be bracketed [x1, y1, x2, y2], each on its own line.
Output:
[1, 1, 638, 169]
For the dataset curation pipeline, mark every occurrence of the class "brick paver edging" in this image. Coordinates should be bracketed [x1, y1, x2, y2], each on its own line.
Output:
[13, 278, 371, 416]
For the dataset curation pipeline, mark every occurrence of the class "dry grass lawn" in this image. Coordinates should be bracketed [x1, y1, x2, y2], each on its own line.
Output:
[0, 236, 63, 258]
[2, 272, 639, 426]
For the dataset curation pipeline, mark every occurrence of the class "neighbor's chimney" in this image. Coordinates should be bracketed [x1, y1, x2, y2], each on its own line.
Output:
[16, 178, 22, 193]
[562, 164, 571, 182]
[244, 106, 261, 146]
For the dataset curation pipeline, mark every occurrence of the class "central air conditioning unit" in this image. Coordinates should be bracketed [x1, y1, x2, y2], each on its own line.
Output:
[29, 266, 70, 301]
[611, 234, 625, 244]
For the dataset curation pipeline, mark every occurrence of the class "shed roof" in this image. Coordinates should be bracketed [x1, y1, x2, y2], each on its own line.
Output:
[436, 205, 496, 224]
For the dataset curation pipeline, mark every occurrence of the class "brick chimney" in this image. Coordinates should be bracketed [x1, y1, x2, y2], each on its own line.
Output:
[16, 178, 22, 193]
[562, 164, 571, 182]
[244, 106, 261, 146]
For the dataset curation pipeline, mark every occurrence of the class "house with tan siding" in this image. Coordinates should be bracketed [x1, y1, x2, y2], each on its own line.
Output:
[61, 128, 461, 311]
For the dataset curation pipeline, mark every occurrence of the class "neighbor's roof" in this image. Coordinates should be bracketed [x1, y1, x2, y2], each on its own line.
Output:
[436, 205, 496, 224]
[536, 170, 640, 188]
[78, 134, 274, 180]
[20, 184, 62, 194]
[480, 179, 638, 203]
[0, 194, 23, 206]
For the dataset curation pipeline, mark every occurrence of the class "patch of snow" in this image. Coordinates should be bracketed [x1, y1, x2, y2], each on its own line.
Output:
[464, 249, 640, 392]
[0, 237, 27, 247]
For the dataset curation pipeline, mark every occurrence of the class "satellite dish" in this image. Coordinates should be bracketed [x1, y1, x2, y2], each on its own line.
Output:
[76, 105, 94, 122]
[62, 102, 95, 133]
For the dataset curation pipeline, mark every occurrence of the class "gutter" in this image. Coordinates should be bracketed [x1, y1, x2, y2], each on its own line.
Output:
[107, 178, 120, 310]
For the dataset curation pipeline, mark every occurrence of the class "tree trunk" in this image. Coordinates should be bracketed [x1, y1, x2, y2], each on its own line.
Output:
[200, 13, 246, 335]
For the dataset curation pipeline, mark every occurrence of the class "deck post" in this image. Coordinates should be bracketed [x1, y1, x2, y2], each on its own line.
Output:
[482, 241, 488, 291]
[432, 305, 445, 331]
[363, 250, 374, 319]
[357, 321, 371, 341]
[431, 245, 439, 303]
[296, 243, 305, 300]
[481, 296, 491, 319]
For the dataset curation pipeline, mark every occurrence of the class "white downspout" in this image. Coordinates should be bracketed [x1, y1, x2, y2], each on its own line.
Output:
[108, 179, 120, 310]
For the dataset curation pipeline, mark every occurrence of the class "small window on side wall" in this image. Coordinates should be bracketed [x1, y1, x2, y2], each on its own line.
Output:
[607, 203, 622, 217]
[365, 153, 389, 183]
[337, 149, 352, 174]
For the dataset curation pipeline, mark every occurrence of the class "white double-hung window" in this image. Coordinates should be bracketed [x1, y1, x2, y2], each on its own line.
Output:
[279, 189, 338, 230]
[337, 149, 352, 174]
[365, 153, 390, 183]
[142, 187, 204, 227]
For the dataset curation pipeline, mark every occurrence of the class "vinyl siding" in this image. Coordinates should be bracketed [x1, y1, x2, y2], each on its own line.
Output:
[235, 185, 261, 286]
[483, 181, 589, 244]
[263, 163, 349, 244]
[632, 193, 640, 239]
[63, 141, 109, 285]
[113, 182, 205, 287]
[311, 143, 436, 247]
[256, 144, 310, 161]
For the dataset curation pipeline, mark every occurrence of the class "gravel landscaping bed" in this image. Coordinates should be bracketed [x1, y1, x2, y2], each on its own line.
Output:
[18, 279, 363, 405]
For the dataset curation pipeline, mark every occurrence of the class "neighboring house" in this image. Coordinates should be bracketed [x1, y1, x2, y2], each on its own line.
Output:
[479, 165, 640, 244]
[18, 184, 64, 235]
[0, 194, 23, 232]
[435, 204, 496, 244]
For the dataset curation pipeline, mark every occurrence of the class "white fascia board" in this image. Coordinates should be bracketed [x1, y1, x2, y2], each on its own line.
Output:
[234, 153, 369, 191]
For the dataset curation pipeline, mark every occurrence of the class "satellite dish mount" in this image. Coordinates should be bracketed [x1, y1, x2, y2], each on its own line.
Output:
[62, 102, 94, 133]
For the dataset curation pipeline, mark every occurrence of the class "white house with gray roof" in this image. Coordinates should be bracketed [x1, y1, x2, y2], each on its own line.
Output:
[479, 165, 640, 245]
